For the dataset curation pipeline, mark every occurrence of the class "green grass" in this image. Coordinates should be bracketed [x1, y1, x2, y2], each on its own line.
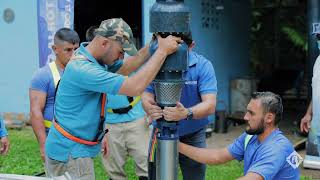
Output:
[0, 128, 314, 180]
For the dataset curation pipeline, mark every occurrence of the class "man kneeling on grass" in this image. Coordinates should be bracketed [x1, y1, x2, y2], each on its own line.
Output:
[179, 92, 300, 180]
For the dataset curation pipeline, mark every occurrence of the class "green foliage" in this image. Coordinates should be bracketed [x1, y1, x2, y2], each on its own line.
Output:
[204, 161, 244, 180]
[250, 0, 307, 75]
[281, 26, 307, 52]
[0, 128, 43, 175]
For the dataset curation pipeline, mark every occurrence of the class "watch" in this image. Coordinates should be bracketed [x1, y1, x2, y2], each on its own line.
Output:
[187, 108, 193, 120]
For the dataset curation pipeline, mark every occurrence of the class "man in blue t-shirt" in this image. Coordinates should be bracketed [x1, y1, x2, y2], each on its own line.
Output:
[0, 118, 9, 155]
[44, 18, 182, 179]
[29, 28, 80, 161]
[142, 32, 217, 180]
[103, 77, 150, 180]
[179, 92, 300, 180]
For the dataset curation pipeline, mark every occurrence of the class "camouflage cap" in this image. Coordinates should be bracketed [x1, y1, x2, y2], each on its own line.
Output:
[95, 18, 137, 56]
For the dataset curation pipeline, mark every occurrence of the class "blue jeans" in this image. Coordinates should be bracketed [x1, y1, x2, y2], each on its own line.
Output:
[179, 128, 207, 180]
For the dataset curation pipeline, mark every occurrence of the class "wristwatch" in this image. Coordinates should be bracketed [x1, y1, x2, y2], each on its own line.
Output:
[186, 108, 193, 120]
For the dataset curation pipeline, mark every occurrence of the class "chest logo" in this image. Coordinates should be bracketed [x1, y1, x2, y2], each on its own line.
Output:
[185, 81, 197, 85]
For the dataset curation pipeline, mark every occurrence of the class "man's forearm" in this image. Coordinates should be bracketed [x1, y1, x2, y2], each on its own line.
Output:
[190, 101, 215, 119]
[30, 114, 47, 146]
[237, 172, 263, 180]
[118, 44, 150, 76]
[120, 49, 167, 96]
[188, 94, 216, 119]
[306, 100, 312, 116]
[179, 142, 230, 165]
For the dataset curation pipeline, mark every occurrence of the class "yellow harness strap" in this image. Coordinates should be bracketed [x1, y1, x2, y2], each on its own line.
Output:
[130, 96, 141, 107]
[107, 96, 141, 113]
[49, 61, 61, 88]
[44, 61, 61, 128]
[44, 120, 52, 128]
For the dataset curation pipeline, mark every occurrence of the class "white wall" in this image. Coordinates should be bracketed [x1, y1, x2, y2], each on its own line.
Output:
[0, 0, 39, 113]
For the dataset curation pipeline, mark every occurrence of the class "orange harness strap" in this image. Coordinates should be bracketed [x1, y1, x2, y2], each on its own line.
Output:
[100, 93, 106, 118]
[54, 121, 99, 145]
[54, 93, 107, 146]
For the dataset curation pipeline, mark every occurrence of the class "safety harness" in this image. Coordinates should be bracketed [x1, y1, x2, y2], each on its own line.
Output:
[53, 93, 108, 145]
[106, 96, 141, 114]
[43, 61, 61, 129]
[52, 57, 108, 145]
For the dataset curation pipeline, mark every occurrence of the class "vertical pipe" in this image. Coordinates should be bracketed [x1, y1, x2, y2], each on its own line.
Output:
[156, 139, 178, 180]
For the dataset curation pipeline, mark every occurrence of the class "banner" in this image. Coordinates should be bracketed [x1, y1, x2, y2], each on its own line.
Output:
[37, 0, 74, 67]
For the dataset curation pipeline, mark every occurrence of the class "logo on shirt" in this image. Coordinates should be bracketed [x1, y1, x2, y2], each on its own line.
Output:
[286, 151, 303, 169]
[185, 81, 197, 85]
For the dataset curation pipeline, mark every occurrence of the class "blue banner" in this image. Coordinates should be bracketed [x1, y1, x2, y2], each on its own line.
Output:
[37, 0, 74, 67]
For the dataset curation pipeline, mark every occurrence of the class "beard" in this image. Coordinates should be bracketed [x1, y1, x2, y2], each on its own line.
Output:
[245, 118, 265, 135]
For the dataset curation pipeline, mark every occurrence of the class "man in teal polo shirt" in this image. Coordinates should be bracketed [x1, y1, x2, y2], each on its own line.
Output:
[45, 18, 182, 179]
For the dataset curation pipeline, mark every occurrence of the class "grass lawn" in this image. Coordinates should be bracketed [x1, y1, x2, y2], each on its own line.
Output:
[0, 128, 313, 180]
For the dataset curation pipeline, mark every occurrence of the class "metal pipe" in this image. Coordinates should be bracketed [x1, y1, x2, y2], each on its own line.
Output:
[156, 137, 178, 180]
